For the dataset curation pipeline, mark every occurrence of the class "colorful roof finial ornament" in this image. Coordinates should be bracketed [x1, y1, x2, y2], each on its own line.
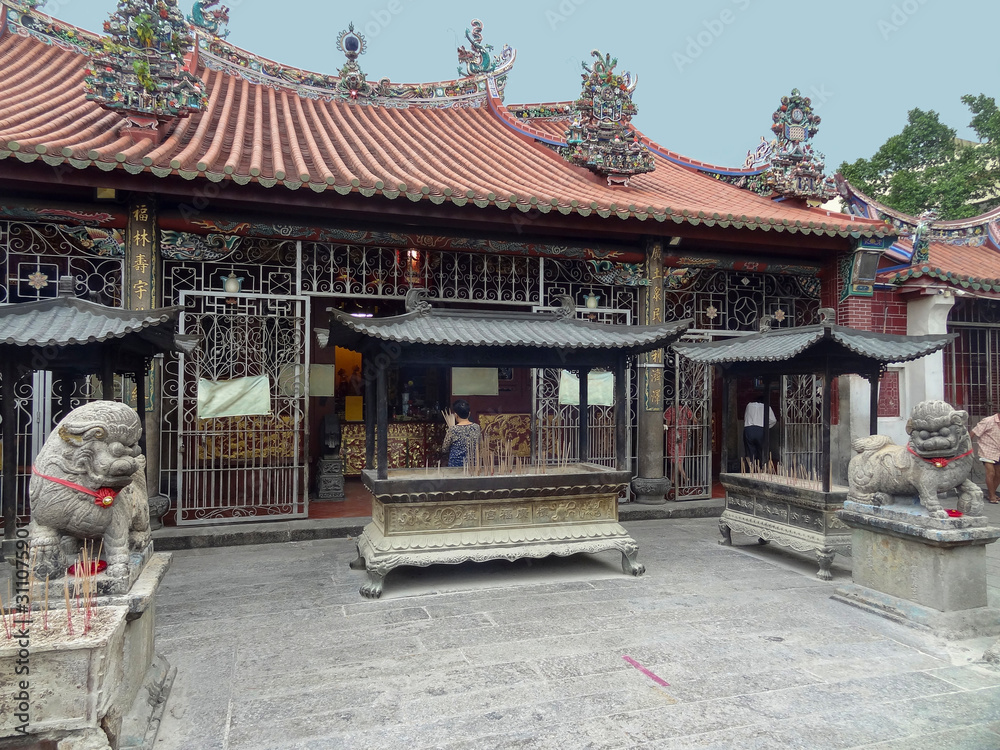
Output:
[335, 23, 383, 100]
[910, 209, 939, 265]
[560, 50, 655, 187]
[763, 89, 836, 202]
[188, 0, 230, 39]
[83, 0, 206, 133]
[457, 19, 496, 77]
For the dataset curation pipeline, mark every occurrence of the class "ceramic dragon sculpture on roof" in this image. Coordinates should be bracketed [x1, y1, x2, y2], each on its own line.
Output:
[457, 19, 497, 77]
[188, 0, 230, 38]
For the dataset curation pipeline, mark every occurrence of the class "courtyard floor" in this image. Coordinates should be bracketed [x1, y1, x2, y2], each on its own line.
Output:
[147, 509, 1000, 750]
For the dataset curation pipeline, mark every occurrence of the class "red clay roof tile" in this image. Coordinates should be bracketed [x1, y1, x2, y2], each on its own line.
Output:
[0, 22, 889, 238]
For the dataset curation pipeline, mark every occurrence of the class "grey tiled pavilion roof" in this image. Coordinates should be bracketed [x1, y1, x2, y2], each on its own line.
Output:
[673, 323, 955, 376]
[0, 295, 197, 359]
[327, 307, 694, 356]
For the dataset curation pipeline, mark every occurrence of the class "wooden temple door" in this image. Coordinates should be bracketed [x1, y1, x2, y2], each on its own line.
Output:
[175, 291, 309, 524]
[666, 345, 713, 499]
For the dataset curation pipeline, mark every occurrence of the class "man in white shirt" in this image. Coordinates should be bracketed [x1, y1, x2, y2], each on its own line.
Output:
[744, 394, 777, 468]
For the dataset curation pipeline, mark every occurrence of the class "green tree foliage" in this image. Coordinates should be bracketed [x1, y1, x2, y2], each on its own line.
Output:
[838, 96, 1000, 220]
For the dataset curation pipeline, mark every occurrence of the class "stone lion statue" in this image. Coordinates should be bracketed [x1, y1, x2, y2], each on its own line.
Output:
[847, 400, 983, 519]
[28, 401, 151, 581]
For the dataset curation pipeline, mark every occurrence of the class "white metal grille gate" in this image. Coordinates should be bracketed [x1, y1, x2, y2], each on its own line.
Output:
[667, 348, 713, 499]
[781, 375, 823, 479]
[531, 306, 633, 475]
[176, 291, 309, 524]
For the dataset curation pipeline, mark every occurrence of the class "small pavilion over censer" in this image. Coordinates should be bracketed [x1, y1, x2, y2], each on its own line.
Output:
[325, 293, 692, 597]
[0, 277, 198, 551]
[674, 309, 955, 579]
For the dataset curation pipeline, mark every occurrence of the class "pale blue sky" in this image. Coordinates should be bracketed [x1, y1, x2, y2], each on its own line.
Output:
[47, 0, 995, 171]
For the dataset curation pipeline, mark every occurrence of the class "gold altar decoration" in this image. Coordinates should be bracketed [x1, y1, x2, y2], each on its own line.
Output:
[341, 422, 446, 475]
[478, 413, 531, 458]
[195, 415, 299, 460]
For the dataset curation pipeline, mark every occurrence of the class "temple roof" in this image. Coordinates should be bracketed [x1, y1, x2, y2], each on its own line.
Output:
[836, 177, 1000, 295]
[674, 320, 954, 377]
[0, 6, 892, 240]
[327, 303, 693, 357]
[0, 273, 197, 371]
[880, 239, 1000, 297]
[0, 293, 196, 354]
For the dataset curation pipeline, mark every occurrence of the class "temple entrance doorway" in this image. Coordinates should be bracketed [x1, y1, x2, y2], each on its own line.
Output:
[174, 291, 310, 524]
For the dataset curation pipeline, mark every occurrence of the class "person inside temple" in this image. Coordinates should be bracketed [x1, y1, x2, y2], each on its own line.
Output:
[441, 399, 482, 468]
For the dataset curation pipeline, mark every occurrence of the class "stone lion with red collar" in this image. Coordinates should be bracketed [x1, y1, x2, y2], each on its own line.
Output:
[848, 400, 984, 519]
[28, 401, 151, 581]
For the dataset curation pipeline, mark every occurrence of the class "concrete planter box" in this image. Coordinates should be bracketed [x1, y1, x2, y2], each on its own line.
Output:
[353, 464, 644, 597]
[0, 606, 128, 738]
[0, 553, 173, 749]
[719, 472, 852, 579]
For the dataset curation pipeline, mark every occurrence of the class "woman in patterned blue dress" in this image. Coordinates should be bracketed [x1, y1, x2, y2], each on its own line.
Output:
[441, 400, 482, 468]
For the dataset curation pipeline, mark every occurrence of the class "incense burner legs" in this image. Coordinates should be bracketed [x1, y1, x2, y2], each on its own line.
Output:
[620, 543, 645, 576]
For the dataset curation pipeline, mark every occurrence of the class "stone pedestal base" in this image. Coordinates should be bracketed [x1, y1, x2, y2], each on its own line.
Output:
[835, 500, 1000, 637]
[631, 476, 671, 505]
[833, 584, 1000, 640]
[316, 456, 345, 500]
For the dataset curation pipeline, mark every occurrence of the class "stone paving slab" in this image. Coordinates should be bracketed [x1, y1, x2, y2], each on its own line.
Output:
[140, 517, 1000, 750]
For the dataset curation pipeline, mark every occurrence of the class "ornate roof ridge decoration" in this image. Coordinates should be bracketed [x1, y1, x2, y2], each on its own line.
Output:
[457, 19, 508, 77]
[507, 102, 574, 121]
[836, 175, 996, 251]
[198, 30, 513, 109]
[4, 4, 105, 54]
[560, 50, 655, 186]
[187, 0, 229, 38]
[886, 263, 1000, 296]
[82, 0, 207, 132]
[761, 88, 836, 202]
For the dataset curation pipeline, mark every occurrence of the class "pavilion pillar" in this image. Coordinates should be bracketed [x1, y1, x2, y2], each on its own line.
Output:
[376, 362, 388, 480]
[578, 367, 590, 463]
[822, 360, 833, 493]
[869, 369, 880, 437]
[125, 195, 164, 501]
[763, 377, 773, 468]
[632, 238, 670, 504]
[2, 358, 18, 545]
[614, 357, 628, 471]
[721, 372, 735, 473]
[365, 361, 375, 470]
